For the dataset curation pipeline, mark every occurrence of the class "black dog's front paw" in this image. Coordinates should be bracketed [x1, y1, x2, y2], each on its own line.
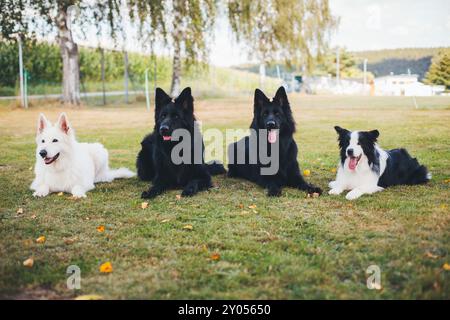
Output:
[267, 186, 282, 197]
[306, 185, 323, 196]
[181, 186, 197, 197]
[141, 189, 160, 199]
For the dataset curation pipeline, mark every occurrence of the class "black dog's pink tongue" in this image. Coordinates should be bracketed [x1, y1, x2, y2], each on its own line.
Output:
[348, 157, 357, 170]
[163, 136, 172, 141]
[268, 130, 277, 144]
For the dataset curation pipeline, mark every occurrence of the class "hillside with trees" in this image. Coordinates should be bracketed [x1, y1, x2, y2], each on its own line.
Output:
[352, 47, 448, 80]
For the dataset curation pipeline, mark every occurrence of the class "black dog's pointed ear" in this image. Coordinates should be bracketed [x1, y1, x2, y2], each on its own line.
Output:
[254, 88, 269, 110]
[273, 86, 289, 107]
[175, 87, 193, 113]
[155, 87, 171, 111]
[334, 126, 349, 136]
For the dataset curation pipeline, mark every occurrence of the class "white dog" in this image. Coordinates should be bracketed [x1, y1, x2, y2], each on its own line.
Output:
[31, 113, 135, 198]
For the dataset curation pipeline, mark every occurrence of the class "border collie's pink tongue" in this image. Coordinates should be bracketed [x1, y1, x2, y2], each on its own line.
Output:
[162, 136, 172, 141]
[268, 130, 277, 144]
[348, 157, 358, 170]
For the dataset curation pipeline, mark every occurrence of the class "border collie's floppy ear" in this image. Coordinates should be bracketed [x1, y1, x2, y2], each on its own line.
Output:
[334, 126, 349, 136]
[175, 87, 193, 113]
[37, 113, 50, 134]
[273, 86, 289, 108]
[254, 88, 269, 111]
[366, 129, 379, 141]
[57, 113, 71, 134]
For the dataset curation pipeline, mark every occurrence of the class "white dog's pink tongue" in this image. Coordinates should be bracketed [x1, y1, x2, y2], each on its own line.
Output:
[163, 136, 172, 141]
[349, 157, 357, 170]
[268, 130, 277, 144]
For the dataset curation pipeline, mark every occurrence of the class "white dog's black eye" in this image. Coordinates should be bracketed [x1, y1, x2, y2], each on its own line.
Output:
[41, 139, 45, 143]
[52, 139, 58, 143]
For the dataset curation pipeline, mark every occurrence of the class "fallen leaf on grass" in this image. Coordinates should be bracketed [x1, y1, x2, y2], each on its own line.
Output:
[443, 263, 450, 271]
[330, 168, 337, 173]
[444, 179, 450, 183]
[30, 214, 37, 219]
[210, 253, 221, 261]
[57, 192, 63, 196]
[425, 251, 439, 259]
[36, 236, 46, 244]
[248, 204, 257, 209]
[303, 169, 311, 176]
[161, 218, 170, 223]
[182, 224, 193, 230]
[141, 202, 149, 209]
[96, 225, 105, 233]
[64, 237, 77, 245]
[23, 258, 34, 268]
[16, 208, 24, 215]
[99, 262, 113, 273]
[238, 204, 244, 209]
[175, 194, 181, 200]
[75, 294, 103, 300]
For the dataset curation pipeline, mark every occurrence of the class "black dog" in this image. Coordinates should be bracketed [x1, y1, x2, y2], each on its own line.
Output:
[227, 87, 322, 197]
[137, 87, 225, 199]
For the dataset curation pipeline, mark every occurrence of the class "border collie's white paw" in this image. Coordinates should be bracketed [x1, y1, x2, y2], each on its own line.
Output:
[71, 186, 87, 198]
[329, 187, 343, 195]
[33, 185, 49, 197]
[345, 189, 363, 200]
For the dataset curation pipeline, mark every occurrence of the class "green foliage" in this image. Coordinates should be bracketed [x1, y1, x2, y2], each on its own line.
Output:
[227, 0, 338, 69]
[425, 49, 450, 89]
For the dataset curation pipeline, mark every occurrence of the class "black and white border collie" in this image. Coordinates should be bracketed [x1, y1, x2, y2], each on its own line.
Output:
[329, 126, 431, 200]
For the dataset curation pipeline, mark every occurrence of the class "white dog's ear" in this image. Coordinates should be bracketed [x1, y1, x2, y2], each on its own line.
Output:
[37, 113, 50, 134]
[57, 113, 71, 134]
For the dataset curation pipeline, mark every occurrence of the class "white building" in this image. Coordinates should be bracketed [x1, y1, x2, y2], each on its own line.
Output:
[374, 74, 445, 96]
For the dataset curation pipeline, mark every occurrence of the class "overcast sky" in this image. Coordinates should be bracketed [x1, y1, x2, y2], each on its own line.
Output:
[210, 0, 450, 66]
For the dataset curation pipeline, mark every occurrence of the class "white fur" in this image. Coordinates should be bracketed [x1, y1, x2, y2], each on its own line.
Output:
[329, 131, 388, 200]
[31, 113, 135, 198]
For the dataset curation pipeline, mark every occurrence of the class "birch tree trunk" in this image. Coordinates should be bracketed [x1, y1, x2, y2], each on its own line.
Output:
[56, 8, 80, 105]
[170, 2, 183, 97]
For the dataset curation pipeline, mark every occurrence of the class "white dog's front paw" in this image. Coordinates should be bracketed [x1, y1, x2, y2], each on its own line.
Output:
[328, 187, 343, 195]
[33, 185, 49, 197]
[71, 186, 87, 199]
[328, 180, 337, 189]
[345, 189, 363, 200]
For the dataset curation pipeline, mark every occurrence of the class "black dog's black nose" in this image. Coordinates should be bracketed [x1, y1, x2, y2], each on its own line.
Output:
[39, 150, 47, 158]
[347, 148, 354, 156]
[159, 125, 170, 134]
[266, 121, 276, 129]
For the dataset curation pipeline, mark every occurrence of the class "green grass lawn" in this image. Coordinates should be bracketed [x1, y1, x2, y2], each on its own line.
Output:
[0, 95, 449, 299]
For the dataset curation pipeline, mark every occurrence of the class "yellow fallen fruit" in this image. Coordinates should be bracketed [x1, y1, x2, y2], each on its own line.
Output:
[96, 225, 105, 233]
[182, 224, 193, 230]
[141, 202, 149, 209]
[443, 263, 450, 271]
[75, 294, 104, 300]
[57, 192, 63, 196]
[303, 169, 311, 176]
[36, 236, 46, 244]
[176, 194, 181, 200]
[331, 168, 337, 173]
[23, 258, 34, 268]
[99, 262, 113, 273]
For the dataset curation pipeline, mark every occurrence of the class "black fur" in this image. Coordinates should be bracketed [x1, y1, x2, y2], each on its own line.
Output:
[227, 87, 322, 197]
[136, 87, 225, 198]
[334, 126, 430, 188]
[379, 149, 430, 187]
